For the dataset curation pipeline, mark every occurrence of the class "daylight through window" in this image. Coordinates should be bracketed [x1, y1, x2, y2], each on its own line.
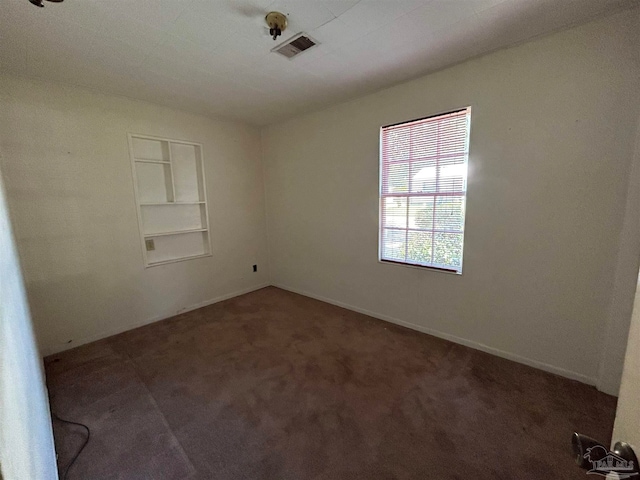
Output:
[379, 108, 471, 273]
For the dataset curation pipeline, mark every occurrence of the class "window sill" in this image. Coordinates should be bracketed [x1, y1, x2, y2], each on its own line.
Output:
[378, 259, 462, 275]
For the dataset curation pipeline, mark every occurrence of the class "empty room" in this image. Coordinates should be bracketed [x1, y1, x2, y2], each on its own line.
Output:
[2, 0, 640, 478]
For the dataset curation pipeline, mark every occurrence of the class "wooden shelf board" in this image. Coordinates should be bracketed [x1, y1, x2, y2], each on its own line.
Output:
[140, 202, 205, 206]
[135, 158, 170, 164]
[147, 253, 212, 267]
[144, 228, 208, 237]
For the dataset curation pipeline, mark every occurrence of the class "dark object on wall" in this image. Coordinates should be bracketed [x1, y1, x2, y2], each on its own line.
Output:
[29, 0, 63, 7]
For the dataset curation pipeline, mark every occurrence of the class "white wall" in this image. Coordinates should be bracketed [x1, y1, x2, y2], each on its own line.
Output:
[0, 166, 57, 479]
[2, 9, 638, 394]
[598, 109, 640, 395]
[262, 9, 640, 389]
[0, 75, 270, 355]
[612, 275, 640, 449]
[611, 112, 640, 447]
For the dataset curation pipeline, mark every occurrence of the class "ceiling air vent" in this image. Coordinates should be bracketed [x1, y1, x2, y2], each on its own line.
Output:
[272, 33, 318, 59]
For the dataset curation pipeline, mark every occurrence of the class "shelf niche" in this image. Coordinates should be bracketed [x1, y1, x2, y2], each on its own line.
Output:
[129, 134, 211, 267]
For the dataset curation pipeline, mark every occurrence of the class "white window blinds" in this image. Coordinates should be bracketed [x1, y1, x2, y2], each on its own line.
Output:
[379, 108, 471, 273]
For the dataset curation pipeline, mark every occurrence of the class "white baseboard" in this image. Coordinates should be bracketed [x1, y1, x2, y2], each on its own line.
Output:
[43, 281, 599, 389]
[41, 283, 270, 357]
[273, 283, 598, 387]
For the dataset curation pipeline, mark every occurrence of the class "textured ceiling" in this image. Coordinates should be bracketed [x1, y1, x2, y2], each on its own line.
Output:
[0, 0, 636, 125]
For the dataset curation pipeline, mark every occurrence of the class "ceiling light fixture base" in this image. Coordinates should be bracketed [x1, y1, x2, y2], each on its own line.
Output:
[265, 11, 287, 40]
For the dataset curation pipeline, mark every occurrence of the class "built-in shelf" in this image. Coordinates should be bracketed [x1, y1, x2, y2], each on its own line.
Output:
[129, 134, 211, 268]
[144, 228, 208, 237]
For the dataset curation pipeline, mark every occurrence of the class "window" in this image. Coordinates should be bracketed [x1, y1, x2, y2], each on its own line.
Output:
[379, 108, 471, 273]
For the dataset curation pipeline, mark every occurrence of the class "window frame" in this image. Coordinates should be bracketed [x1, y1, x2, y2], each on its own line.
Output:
[378, 107, 471, 274]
